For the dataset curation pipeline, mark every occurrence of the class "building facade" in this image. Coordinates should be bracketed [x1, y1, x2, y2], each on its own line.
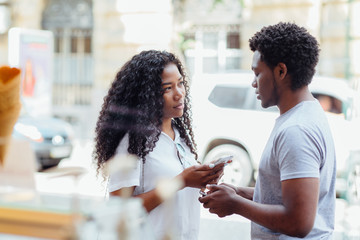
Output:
[0, 0, 358, 137]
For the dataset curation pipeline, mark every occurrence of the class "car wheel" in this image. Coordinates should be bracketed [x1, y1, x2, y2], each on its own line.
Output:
[346, 163, 360, 204]
[203, 144, 253, 187]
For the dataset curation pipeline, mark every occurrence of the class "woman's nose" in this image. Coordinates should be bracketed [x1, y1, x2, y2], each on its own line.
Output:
[174, 87, 184, 99]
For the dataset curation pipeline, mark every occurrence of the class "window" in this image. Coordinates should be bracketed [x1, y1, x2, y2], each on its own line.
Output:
[42, 0, 93, 106]
[183, 24, 242, 75]
[203, 32, 218, 49]
[209, 85, 249, 109]
[226, 57, 240, 71]
[208, 84, 278, 112]
[313, 93, 343, 114]
[71, 35, 92, 53]
[227, 33, 240, 49]
[203, 57, 218, 73]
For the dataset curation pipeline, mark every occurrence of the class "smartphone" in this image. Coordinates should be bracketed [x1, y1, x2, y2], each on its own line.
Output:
[213, 155, 233, 166]
[199, 189, 207, 197]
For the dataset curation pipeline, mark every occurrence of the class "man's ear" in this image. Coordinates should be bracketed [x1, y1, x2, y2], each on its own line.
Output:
[277, 63, 287, 79]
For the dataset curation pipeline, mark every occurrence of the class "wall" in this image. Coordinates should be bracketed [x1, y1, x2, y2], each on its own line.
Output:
[241, 0, 321, 72]
[0, 0, 44, 65]
[241, 0, 360, 90]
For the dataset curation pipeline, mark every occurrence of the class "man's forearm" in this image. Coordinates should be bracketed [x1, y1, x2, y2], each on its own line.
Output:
[236, 186, 254, 200]
[232, 196, 313, 238]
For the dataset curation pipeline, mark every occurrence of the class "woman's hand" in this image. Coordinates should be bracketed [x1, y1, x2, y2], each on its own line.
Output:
[179, 163, 225, 189]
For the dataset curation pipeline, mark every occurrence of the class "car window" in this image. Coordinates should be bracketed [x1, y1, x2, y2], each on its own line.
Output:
[208, 85, 278, 112]
[208, 85, 249, 109]
[312, 93, 343, 114]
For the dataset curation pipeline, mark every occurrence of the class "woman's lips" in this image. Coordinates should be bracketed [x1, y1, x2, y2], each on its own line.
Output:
[174, 103, 184, 109]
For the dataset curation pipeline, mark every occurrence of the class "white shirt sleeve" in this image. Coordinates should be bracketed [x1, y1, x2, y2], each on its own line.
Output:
[107, 134, 141, 193]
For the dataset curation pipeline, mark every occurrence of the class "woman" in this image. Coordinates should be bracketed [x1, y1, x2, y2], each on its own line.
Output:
[94, 50, 224, 239]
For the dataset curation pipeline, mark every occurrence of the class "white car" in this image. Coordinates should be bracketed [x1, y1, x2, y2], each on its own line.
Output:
[190, 72, 360, 199]
[13, 111, 75, 171]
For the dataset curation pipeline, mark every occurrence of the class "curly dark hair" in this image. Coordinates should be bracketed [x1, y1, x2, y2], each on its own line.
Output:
[249, 22, 320, 90]
[93, 50, 197, 178]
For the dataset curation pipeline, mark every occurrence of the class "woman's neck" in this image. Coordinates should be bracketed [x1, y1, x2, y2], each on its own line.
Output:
[162, 118, 175, 140]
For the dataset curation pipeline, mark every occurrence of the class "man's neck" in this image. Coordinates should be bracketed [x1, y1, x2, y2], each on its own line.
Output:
[278, 86, 315, 115]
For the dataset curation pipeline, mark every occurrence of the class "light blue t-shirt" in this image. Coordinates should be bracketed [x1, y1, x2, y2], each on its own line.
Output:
[251, 100, 336, 240]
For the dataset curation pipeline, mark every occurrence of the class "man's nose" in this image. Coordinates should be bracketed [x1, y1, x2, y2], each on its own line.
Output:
[252, 78, 257, 88]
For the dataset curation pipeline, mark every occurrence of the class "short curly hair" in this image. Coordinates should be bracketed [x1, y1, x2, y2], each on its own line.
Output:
[249, 22, 320, 90]
[93, 50, 197, 178]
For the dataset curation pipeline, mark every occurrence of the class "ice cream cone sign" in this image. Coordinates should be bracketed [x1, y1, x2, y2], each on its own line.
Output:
[0, 66, 22, 166]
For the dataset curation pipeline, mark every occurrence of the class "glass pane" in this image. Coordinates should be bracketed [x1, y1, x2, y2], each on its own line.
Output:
[227, 33, 240, 49]
[313, 93, 343, 114]
[183, 33, 195, 50]
[55, 37, 61, 53]
[71, 37, 78, 53]
[184, 57, 195, 77]
[203, 57, 218, 73]
[208, 86, 249, 109]
[84, 37, 92, 53]
[208, 85, 278, 112]
[226, 57, 241, 70]
[184, 33, 195, 42]
[203, 32, 218, 49]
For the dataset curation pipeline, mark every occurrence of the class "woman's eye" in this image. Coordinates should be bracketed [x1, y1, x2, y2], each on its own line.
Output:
[178, 81, 185, 87]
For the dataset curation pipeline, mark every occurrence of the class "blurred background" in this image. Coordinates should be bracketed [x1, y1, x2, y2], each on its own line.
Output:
[0, 0, 359, 139]
[0, 0, 360, 239]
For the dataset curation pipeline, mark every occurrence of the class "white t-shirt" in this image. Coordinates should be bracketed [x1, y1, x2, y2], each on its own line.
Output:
[251, 100, 336, 239]
[108, 129, 200, 240]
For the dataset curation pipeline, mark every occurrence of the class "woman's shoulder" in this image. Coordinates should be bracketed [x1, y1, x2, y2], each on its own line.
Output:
[115, 133, 130, 155]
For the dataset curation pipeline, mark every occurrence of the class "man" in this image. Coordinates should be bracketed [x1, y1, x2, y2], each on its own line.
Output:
[199, 22, 336, 239]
